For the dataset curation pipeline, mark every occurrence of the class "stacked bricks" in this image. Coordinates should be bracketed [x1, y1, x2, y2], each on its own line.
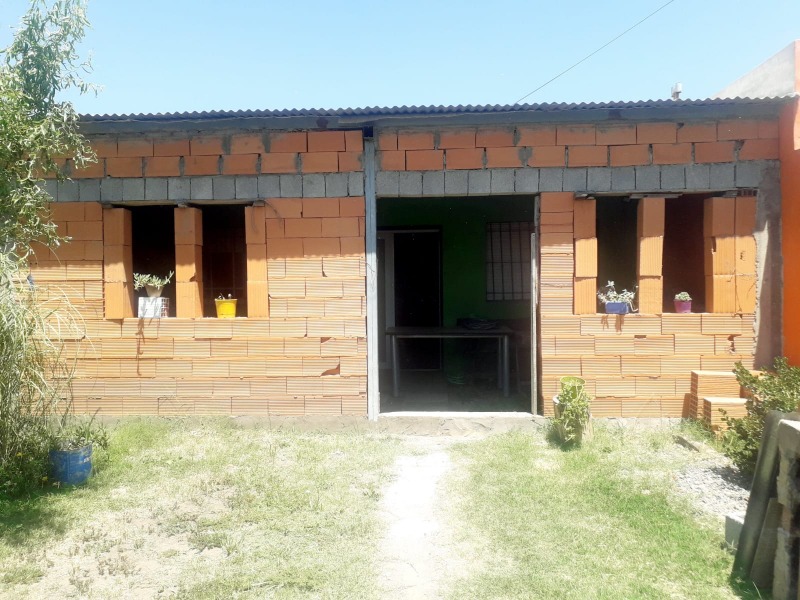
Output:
[174, 207, 204, 318]
[573, 198, 597, 314]
[539, 192, 575, 314]
[102, 207, 133, 319]
[637, 197, 665, 314]
[376, 120, 780, 173]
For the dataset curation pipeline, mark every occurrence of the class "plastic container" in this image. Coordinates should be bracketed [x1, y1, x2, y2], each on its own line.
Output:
[49, 444, 92, 486]
[604, 302, 629, 315]
[215, 298, 237, 318]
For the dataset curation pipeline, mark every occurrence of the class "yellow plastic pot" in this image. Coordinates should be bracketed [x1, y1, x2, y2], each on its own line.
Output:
[215, 298, 237, 318]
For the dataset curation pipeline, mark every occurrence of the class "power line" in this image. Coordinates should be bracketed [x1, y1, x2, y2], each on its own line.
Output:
[513, 0, 677, 105]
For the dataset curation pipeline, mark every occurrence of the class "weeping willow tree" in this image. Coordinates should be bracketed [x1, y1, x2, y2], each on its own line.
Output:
[0, 0, 96, 496]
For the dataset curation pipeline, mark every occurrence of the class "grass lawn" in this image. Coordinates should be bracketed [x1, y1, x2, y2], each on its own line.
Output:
[446, 425, 760, 600]
[0, 418, 401, 599]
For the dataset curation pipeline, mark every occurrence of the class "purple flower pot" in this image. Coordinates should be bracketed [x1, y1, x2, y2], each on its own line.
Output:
[674, 300, 692, 313]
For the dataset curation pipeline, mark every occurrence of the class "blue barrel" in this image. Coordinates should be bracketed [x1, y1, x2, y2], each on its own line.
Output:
[49, 444, 93, 486]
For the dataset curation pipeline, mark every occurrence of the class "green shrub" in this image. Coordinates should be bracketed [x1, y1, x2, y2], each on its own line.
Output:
[721, 358, 800, 474]
[552, 376, 592, 445]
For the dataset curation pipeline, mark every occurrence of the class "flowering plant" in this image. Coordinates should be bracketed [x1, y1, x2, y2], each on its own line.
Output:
[596, 281, 636, 305]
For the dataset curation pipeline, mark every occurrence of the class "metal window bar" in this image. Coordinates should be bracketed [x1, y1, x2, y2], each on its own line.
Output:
[486, 222, 534, 301]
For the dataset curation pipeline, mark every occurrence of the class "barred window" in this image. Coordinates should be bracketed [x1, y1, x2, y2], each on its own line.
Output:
[486, 222, 533, 301]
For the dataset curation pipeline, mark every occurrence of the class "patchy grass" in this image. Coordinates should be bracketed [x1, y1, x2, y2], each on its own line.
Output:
[447, 423, 761, 600]
[0, 418, 400, 599]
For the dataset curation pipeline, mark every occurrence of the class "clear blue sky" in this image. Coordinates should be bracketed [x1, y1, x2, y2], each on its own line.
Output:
[1, 0, 798, 115]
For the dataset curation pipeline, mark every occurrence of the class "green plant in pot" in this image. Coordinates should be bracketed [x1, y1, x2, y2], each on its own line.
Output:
[674, 291, 692, 313]
[133, 271, 174, 298]
[552, 376, 593, 444]
[597, 281, 636, 315]
[49, 413, 109, 487]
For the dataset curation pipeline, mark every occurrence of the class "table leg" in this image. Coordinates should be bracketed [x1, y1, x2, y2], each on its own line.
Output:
[496, 338, 502, 390]
[503, 334, 510, 397]
[392, 335, 400, 398]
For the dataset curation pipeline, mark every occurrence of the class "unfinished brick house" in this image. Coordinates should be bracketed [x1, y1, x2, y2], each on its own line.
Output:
[35, 79, 796, 419]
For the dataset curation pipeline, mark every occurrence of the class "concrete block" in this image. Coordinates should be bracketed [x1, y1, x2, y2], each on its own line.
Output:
[398, 171, 422, 196]
[40, 179, 58, 201]
[235, 176, 259, 199]
[422, 171, 444, 196]
[348, 172, 364, 196]
[686, 164, 710, 190]
[79, 180, 101, 202]
[563, 168, 587, 192]
[587, 167, 611, 192]
[539, 168, 564, 192]
[168, 178, 190, 202]
[279, 174, 302, 197]
[376, 171, 399, 197]
[302, 174, 325, 198]
[444, 171, 468, 195]
[660, 165, 686, 191]
[122, 178, 145, 201]
[635, 165, 660, 190]
[325, 173, 348, 197]
[467, 170, 490, 195]
[144, 178, 168, 201]
[258, 174, 281, 198]
[490, 169, 515, 193]
[213, 176, 236, 200]
[100, 178, 123, 202]
[710, 163, 735, 189]
[515, 168, 539, 193]
[736, 161, 766, 188]
[611, 167, 635, 191]
[58, 180, 79, 202]
[190, 177, 213, 200]
[725, 512, 745, 549]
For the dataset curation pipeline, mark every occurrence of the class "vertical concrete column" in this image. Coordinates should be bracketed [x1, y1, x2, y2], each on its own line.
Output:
[735, 196, 757, 313]
[174, 207, 204, 318]
[573, 197, 597, 314]
[637, 197, 665, 314]
[244, 205, 268, 317]
[102, 207, 134, 319]
[704, 196, 737, 312]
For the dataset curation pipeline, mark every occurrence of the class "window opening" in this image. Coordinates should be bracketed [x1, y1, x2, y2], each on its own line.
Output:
[131, 206, 176, 317]
[202, 205, 247, 317]
[486, 221, 533, 301]
[596, 197, 638, 311]
[663, 195, 706, 312]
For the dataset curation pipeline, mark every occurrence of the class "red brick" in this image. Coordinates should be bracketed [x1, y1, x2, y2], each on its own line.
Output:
[265, 218, 285, 238]
[190, 136, 224, 155]
[439, 129, 476, 149]
[445, 148, 484, 170]
[652, 143, 692, 164]
[71, 160, 104, 179]
[117, 139, 153, 157]
[568, 145, 607, 167]
[51, 202, 84, 222]
[284, 218, 322, 238]
[230, 133, 266, 155]
[677, 122, 717, 143]
[91, 139, 118, 158]
[556, 125, 595, 146]
[308, 131, 346, 152]
[406, 150, 443, 171]
[262, 153, 298, 174]
[303, 198, 339, 218]
[340, 236, 365, 255]
[269, 132, 307, 153]
[303, 238, 340, 257]
[154, 138, 190, 156]
[339, 197, 365, 217]
[106, 157, 143, 178]
[484, 147, 523, 168]
[718, 119, 759, 140]
[222, 154, 259, 175]
[267, 198, 302, 219]
[377, 131, 397, 151]
[397, 131, 434, 150]
[596, 124, 636, 145]
[528, 146, 565, 167]
[695, 141, 735, 163]
[476, 128, 514, 148]
[145, 156, 180, 177]
[184, 155, 219, 176]
[84, 202, 103, 222]
[302, 152, 339, 173]
[267, 238, 303, 258]
[338, 152, 363, 172]
[321, 217, 359, 237]
[68, 221, 103, 241]
[379, 151, 405, 171]
[85, 240, 104, 260]
[757, 120, 780, 139]
[738, 138, 780, 160]
[517, 125, 556, 146]
[344, 130, 363, 152]
[610, 145, 649, 166]
[637, 122, 677, 144]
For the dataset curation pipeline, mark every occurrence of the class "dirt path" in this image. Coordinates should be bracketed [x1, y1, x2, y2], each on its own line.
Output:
[376, 437, 465, 600]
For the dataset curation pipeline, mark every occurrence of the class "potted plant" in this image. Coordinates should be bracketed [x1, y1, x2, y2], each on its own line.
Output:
[674, 291, 692, 313]
[215, 293, 237, 318]
[597, 281, 636, 314]
[49, 415, 109, 487]
[133, 271, 174, 298]
[552, 376, 592, 444]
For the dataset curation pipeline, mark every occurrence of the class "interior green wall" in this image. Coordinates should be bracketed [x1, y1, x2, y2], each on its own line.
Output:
[378, 196, 534, 327]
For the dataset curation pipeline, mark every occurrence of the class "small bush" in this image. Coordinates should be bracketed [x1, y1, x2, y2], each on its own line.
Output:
[552, 376, 592, 445]
[721, 358, 800, 474]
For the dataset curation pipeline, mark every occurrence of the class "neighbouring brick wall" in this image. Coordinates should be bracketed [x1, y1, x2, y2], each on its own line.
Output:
[36, 129, 367, 417]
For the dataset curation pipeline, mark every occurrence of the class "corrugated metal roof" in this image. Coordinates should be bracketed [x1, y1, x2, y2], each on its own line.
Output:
[81, 96, 790, 122]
